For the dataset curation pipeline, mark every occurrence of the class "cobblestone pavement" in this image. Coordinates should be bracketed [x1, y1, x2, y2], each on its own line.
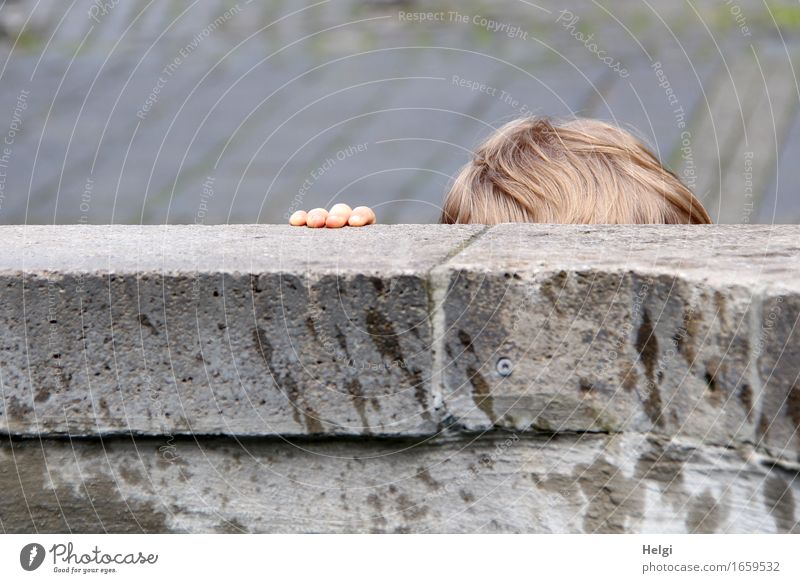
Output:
[0, 0, 798, 224]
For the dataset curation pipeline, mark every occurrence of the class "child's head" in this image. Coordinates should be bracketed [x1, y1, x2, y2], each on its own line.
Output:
[440, 117, 711, 225]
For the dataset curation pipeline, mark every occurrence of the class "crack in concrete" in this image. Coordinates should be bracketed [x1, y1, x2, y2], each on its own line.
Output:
[425, 226, 490, 431]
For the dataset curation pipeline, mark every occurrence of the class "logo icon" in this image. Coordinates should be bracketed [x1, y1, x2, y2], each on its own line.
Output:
[20, 543, 46, 571]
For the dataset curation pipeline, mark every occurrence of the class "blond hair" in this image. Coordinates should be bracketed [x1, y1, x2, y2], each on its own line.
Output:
[441, 117, 711, 225]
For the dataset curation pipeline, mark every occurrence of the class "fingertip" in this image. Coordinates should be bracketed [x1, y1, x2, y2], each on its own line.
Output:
[326, 214, 348, 228]
[306, 208, 328, 228]
[351, 206, 376, 226]
[329, 203, 352, 216]
[289, 210, 307, 226]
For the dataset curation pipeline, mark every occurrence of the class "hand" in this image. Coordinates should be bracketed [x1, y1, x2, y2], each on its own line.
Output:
[289, 204, 377, 228]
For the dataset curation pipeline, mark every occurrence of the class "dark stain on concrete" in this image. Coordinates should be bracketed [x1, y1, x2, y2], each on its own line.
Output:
[739, 384, 754, 422]
[714, 291, 728, 327]
[395, 493, 429, 522]
[686, 490, 728, 533]
[347, 378, 370, 433]
[458, 329, 476, 355]
[334, 324, 348, 353]
[286, 375, 323, 434]
[34, 388, 51, 403]
[304, 317, 318, 341]
[0, 440, 171, 533]
[137, 313, 159, 335]
[366, 308, 403, 364]
[5, 395, 32, 420]
[758, 413, 771, 437]
[253, 326, 323, 434]
[635, 438, 687, 492]
[674, 309, 701, 367]
[466, 366, 494, 423]
[635, 310, 659, 381]
[365, 308, 429, 419]
[703, 357, 724, 404]
[786, 385, 800, 429]
[620, 361, 638, 392]
[118, 464, 144, 486]
[459, 489, 475, 503]
[635, 310, 664, 427]
[540, 270, 569, 314]
[411, 370, 431, 421]
[370, 276, 385, 296]
[763, 474, 799, 533]
[215, 517, 249, 533]
[415, 466, 442, 491]
[704, 370, 718, 394]
[575, 456, 644, 533]
[477, 454, 495, 470]
[533, 473, 577, 502]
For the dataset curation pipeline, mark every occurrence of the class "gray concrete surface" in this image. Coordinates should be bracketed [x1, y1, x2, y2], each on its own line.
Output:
[0, 224, 798, 533]
[2, 432, 796, 533]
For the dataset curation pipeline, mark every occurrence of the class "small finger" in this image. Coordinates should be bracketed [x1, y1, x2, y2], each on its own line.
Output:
[348, 206, 376, 227]
[306, 208, 328, 228]
[326, 203, 352, 228]
[289, 210, 307, 226]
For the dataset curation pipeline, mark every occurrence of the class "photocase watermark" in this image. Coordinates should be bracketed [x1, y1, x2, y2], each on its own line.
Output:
[303, 297, 409, 373]
[87, 0, 119, 24]
[754, 295, 784, 358]
[723, 0, 752, 37]
[20, 543, 46, 571]
[79, 175, 94, 224]
[556, 10, 629, 78]
[678, 130, 697, 192]
[741, 151, 754, 223]
[0, 87, 30, 215]
[286, 142, 369, 219]
[136, 4, 243, 120]
[195, 175, 215, 225]
[651, 61, 696, 191]
[451, 75, 534, 117]
[398, 11, 528, 40]
[21, 541, 158, 574]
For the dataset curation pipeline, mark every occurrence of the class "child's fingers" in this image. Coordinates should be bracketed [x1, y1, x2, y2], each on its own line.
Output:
[325, 203, 352, 228]
[289, 210, 307, 226]
[348, 206, 376, 227]
[306, 208, 328, 228]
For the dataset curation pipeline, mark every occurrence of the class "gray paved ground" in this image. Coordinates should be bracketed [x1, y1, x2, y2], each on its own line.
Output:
[0, 0, 798, 224]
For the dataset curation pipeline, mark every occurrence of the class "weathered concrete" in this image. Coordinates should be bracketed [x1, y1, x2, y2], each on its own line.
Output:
[1, 433, 796, 534]
[0, 224, 482, 436]
[437, 225, 800, 463]
[0, 224, 798, 533]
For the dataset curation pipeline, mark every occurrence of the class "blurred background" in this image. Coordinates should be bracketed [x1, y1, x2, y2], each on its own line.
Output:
[0, 0, 798, 225]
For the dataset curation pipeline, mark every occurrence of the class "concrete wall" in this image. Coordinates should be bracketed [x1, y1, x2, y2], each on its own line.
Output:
[1, 224, 798, 533]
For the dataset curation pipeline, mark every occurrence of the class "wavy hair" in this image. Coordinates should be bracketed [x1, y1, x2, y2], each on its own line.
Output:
[441, 117, 711, 225]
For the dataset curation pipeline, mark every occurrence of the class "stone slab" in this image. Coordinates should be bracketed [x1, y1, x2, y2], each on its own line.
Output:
[0, 224, 483, 437]
[436, 224, 800, 463]
[1, 432, 795, 533]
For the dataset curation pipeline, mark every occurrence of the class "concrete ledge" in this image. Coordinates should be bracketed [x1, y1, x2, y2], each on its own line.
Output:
[2, 433, 796, 534]
[1, 224, 798, 533]
[2, 225, 798, 453]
